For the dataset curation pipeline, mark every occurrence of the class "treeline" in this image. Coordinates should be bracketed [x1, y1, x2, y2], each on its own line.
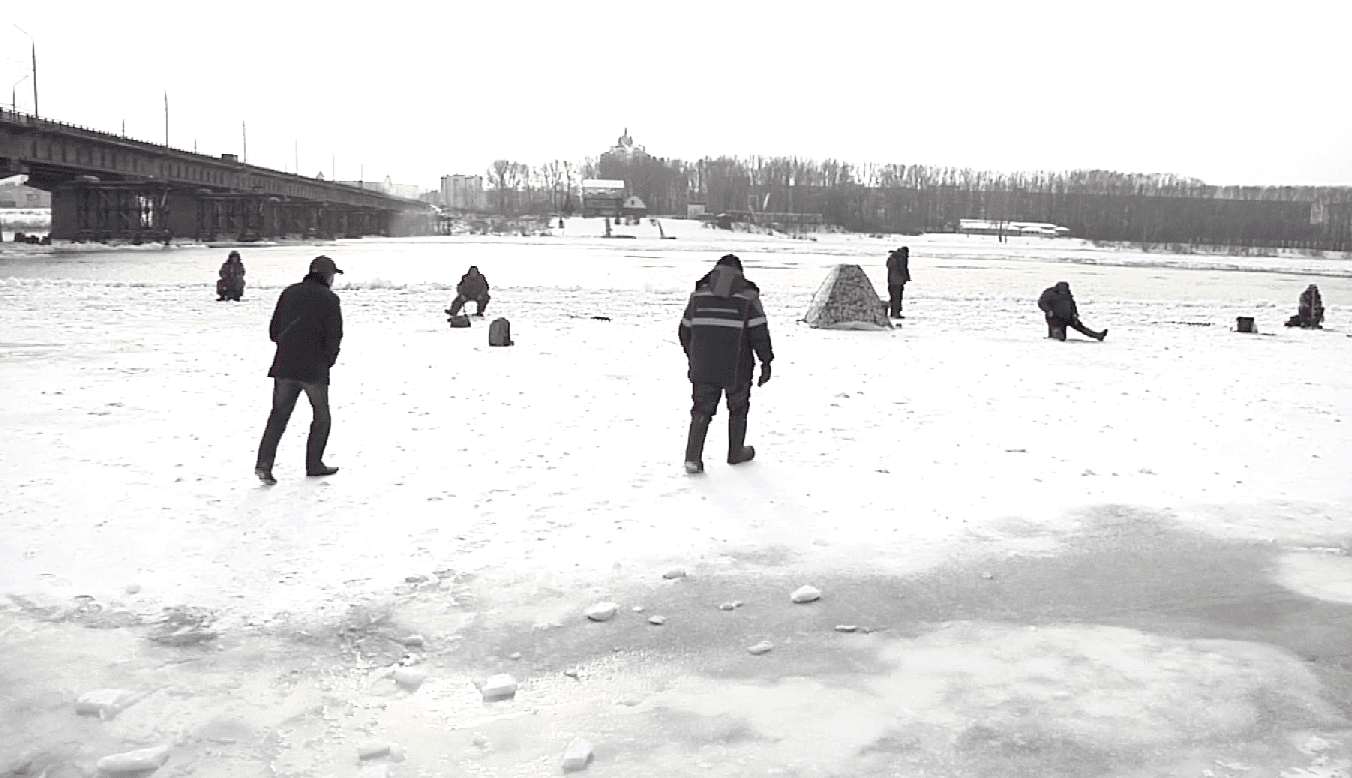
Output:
[484, 155, 1352, 251]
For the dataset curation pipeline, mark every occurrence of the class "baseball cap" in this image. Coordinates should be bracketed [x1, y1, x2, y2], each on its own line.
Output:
[310, 255, 343, 274]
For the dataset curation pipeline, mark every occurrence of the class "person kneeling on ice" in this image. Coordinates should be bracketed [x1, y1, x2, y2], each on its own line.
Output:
[445, 265, 491, 317]
[678, 254, 774, 474]
[1284, 284, 1325, 329]
[1038, 281, 1107, 342]
[216, 251, 246, 301]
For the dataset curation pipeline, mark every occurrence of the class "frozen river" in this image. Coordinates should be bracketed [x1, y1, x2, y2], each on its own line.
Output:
[3, 221, 1352, 777]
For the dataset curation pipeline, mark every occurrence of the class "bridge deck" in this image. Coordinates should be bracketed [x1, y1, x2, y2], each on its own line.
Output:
[1, 110, 430, 240]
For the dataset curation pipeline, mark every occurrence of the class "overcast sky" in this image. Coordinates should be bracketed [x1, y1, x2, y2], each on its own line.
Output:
[6, 0, 1350, 191]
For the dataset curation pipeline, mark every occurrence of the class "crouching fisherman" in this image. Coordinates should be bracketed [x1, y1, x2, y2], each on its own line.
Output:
[216, 251, 246, 301]
[1285, 284, 1325, 328]
[678, 254, 774, 474]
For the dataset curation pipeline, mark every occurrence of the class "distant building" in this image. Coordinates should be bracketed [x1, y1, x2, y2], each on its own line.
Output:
[385, 176, 421, 200]
[686, 194, 707, 219]
[622, 195, 648, 217]
[958, 219, 1070, 237]
[581, 179, 625, 218]
[338, 180, 386, 193]
[602, 127, 648, 164]
[0, 179, 50, 208]
[442, 174, 487, 211]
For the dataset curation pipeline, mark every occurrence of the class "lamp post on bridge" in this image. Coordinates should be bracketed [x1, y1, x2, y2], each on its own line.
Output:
[13, 25, 37, 118]
[11, 74, 28, 113]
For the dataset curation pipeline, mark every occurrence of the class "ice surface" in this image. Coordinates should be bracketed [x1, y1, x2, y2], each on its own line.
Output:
[1, 222, 1350, 630]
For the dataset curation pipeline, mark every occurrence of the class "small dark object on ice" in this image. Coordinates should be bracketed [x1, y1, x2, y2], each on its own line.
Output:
[488, 318, 513, 346]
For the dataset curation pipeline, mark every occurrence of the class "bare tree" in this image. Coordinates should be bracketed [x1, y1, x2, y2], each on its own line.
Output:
[487, 159, 528, 213]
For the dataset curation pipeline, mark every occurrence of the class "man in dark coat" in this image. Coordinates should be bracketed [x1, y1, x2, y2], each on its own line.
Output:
[1285, 284, 1325, 328]
[885, 246, 911, 318]
[254, 256, 345, 484]
[1038, 281, 1106, 341]
[446, 265, 491, 317]
[216, 251, 246, 301]
[678, 254, 774, 473]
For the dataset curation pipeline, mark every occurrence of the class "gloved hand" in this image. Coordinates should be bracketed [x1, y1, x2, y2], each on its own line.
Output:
[757, 362, 772, 387]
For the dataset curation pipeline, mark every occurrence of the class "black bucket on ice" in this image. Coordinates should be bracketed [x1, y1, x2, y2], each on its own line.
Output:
[1236, 316, 1256, 333]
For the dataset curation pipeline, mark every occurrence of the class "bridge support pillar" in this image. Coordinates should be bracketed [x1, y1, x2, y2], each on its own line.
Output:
[51, 180, 172, 243]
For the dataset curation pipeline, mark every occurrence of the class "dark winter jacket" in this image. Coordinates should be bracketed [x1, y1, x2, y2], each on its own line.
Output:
[1038, 282, 1078, 321]
[218, 258, 245, 294]
[457, 268, 489, 299]
[679, 266, 774, 387]
[267, 274, 343, 384]
[1299, 285, 1324, 325]
[886, 251, 911, 286]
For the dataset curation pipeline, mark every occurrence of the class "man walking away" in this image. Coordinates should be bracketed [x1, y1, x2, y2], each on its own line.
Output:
[1038, 281, 1107, 342]
[255, 255, 345, 484]
[678, 254, 774, 473]
[885, 246, 911, 318]
[446, 265, 491, 317]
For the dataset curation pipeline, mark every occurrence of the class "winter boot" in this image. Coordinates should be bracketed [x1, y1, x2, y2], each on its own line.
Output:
[684, 413, 711, 474]
[255, 466, 276, 485]
[1095, 329, 1108, 341]
[1050, 325, 1067, 342]
[727, 411, 756, 465]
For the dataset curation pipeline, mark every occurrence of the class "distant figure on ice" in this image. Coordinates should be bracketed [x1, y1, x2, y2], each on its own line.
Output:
[446, 265, 490, 317]
[216, 251, 246, 301]
[678, 254, 774, 474]
[885, 246, 911, 318]
[1038, 281, 1107, 341]
[254, 256, 345, 485]
[1284, 284, 1325, 328]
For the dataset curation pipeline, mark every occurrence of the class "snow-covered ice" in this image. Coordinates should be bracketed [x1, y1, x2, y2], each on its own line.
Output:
[3, 221, 1348, 625]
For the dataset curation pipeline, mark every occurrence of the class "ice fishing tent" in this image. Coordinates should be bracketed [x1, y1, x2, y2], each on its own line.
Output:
[802, 264, 892, 330]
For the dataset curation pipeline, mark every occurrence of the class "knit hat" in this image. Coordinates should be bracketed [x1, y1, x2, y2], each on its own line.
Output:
[716, 254, 743, 270]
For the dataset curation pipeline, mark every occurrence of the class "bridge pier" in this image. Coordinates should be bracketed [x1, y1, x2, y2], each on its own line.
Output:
[48, 177, 403, 244]
[51, 180, 173, 243]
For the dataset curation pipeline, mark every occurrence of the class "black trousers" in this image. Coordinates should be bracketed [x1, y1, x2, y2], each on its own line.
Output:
[1046, 315, 1098, 340]
[256, 378, 331, 470]
[691, 381, 751, 419]
[888, 283, 906, 317]
[448, 293, 490, 315]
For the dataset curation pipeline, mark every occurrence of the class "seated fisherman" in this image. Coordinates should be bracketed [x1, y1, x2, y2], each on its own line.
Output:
[1284, 284, 1325, 328]
[445, 265, 491, 317]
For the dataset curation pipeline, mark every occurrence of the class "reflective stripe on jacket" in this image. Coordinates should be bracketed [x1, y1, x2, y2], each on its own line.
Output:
[678, 266, 773, 387]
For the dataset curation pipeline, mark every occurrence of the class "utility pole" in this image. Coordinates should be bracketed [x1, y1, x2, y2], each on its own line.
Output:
[164, 92, 169, 146]
[294, 141, 298, 177]
[13, 25, 37, 117]
[242, 121, 247, 164]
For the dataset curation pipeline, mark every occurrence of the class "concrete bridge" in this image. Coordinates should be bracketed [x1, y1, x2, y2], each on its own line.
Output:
[0, 110, 432, 242]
